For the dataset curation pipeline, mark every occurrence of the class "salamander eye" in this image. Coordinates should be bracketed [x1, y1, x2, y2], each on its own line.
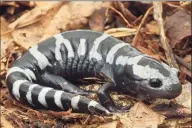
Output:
[149, 78, 162, 88]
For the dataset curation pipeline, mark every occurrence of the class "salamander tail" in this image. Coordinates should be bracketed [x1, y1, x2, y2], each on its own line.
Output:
[6, 68, 110, 115]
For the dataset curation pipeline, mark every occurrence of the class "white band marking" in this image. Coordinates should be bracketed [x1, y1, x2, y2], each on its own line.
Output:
[106, 43, 130, 64]
[116, 55, 129, 66]
[6, 67, 36, 81]
[12, 80, 28, 101]
[77, 38, 86, 57]
[25, 69, 36, 80]
[54, 34, 74, 59]
[38, 87, 52, 107]
[29, 45, 51, 70]
[26, 84, 39, 106]
[89, 34, 109, 61]
[71, 95, 80, 110]
[88, 100, 99, 109]
[54, 91, 64, 109]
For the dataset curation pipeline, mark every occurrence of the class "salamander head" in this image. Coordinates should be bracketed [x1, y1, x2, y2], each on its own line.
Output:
[122, 55, 182, 100]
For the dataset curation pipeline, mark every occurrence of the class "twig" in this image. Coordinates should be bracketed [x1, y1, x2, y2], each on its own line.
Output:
[43, 109, 72, 118]
[132, 6, 153, 46]
[113, 1, 137, 21]
[153, 2, 179, 69]
[109, 6, 132, 27]
[133, 15, 143, 25]
[104, 27, 136, 38]
[163, 2, 182, 9]
[82, 115, 90, 124]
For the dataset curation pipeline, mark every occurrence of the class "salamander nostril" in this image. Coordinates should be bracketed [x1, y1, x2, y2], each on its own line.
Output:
[149, 78, 162, 88]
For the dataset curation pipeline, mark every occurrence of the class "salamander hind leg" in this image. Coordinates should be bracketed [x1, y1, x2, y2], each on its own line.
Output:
[39, 72, 93, 96]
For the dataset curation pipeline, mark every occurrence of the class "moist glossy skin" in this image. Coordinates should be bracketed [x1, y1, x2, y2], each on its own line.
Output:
[6, 30, 182, 114]
[121, 56, 182, 100]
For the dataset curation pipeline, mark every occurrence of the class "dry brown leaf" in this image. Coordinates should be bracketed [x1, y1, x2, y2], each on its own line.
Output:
[1, 17, 14, 58]
[8, 2, 110, 49]
[97, 121, 119, 128]
[9, 2, 63, 30]
[116, 102, 165, 128]
[184, 55, 191, 63]
[9, 8, 45, 30]
[176, 82, 191, 108]
[41, 1, 110, 41]
[136, 46, 161, 61]
[35, 1, 63, 9]
[165, 9, 191, 48]
[9, 2, 63, 49]
[89, 7, 107, 32]
[146, 21, 160, 35]
[0, 115, 15, 128]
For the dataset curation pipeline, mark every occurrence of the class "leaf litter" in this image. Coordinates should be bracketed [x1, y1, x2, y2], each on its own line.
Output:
[0, 1, 191, 128]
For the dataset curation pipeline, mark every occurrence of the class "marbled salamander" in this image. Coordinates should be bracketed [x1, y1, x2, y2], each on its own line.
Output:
[6, 30, 182, 115]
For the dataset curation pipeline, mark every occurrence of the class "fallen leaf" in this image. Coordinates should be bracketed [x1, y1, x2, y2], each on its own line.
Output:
[1, 17, 13, 56]
[183, 55, 191, 63]
[176, 82, 191, 108]
[89, 7, 107, 32]
[136, 45, 161, 60]
[41, 1, 110, 41]
[115, 102, 165, 128]
[146, 21, 160, 35]
[97, 121, 119, 128]
[165, 9, 191, 48]
[9, 2, 63, 49]
[9, 2, 62, 30]
[0, 115, 15, 128]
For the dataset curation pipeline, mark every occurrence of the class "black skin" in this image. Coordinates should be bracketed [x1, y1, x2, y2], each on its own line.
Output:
[39, 72, 93, 96]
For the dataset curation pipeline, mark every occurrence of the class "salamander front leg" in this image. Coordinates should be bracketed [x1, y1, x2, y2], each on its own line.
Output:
[40, 72, 93, 96]
[97, 82, 130, 112]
